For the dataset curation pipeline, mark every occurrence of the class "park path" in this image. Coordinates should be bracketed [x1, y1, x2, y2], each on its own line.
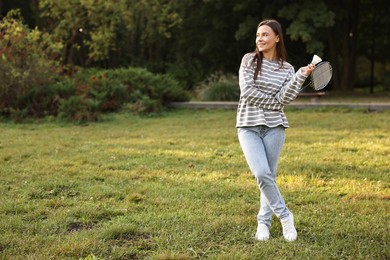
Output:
[171, 101, 390, 111]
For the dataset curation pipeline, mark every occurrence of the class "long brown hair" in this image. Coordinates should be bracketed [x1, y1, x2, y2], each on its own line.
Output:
[253, 19, 288, 80]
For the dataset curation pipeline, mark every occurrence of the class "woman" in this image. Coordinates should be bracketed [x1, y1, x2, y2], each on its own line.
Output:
[237, 19, 315, 241]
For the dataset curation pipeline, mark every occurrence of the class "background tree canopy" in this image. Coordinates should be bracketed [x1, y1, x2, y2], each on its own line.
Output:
[1, 0, 389, 93]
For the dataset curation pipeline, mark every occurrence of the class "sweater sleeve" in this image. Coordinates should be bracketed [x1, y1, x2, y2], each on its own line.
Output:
[239, 54, 284, 110]
[275, 67, 307, 105]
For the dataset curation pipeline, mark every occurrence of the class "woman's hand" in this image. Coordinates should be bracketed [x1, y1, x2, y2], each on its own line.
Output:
[301, 64, 316, 77]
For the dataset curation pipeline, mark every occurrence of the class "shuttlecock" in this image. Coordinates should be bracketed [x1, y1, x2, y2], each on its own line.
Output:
[311, 54, 322, 65]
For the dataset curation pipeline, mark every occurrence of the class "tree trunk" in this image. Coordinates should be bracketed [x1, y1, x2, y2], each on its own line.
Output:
[340, 0, 360, 92]
[369, 1, 377, 94]
[327, 27, 340, 90]
[62, 28, 78, 66]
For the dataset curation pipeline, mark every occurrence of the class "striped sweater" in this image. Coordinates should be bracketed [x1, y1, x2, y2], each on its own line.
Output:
[236, 52, 307, 128]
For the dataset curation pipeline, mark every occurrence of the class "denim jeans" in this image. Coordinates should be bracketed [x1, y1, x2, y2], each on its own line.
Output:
[238, 126, 290, 227]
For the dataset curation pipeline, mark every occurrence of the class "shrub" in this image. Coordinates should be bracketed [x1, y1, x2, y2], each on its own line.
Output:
[202, 81, 240, 101]
[74, 67, 189, 115]
[0, 10, 62, 117]
[196, 71, 239, 101]
[20, 79, 76, 117]
[106, 67, 189, 103]
[128, 94, 161, 114]
[58, 96, 101, 123]
[79, 72, 127, 112]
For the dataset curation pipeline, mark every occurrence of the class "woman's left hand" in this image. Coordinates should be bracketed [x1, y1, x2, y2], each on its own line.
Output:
[301, 64, 316, 76]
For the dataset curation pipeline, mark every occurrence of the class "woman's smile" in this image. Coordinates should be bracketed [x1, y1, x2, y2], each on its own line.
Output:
[256, 25, 279, 59]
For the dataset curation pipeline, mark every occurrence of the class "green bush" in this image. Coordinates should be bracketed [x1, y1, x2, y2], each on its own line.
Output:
[78, 72, 127, 112]
[20, 79, 76, 117]
[58, 96, 101, 123]
[196, 71, 239, 101]
[128, 94, 161, 114]
[202, 81, 240, 101]
[0, 10, 62, 118]
[106, 67, 189, 103]
[74, 67, 189, 115]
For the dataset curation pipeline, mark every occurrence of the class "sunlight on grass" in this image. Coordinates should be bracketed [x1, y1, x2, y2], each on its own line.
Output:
[278, 174, 389, 199]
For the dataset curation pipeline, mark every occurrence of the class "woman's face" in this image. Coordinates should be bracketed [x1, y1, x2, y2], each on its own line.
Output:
[256, 25, 279, 57]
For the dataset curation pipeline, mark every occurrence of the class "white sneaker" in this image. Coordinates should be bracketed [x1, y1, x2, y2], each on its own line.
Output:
[255, 224, 270, 241]
[280, 213, 297, 241]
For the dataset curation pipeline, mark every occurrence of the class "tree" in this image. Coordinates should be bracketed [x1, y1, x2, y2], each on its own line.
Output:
[0, 0, 39, 28]
[357, 0, 390, 93]
[338, 0, 360, 92]
[277, 0, 345, 90]
[278, 0, 390, 92]
[39, 0, 134, 66]
[38, 0, 182, 68]
[170, 0, 280, 88]
[128, 0, 182, 69]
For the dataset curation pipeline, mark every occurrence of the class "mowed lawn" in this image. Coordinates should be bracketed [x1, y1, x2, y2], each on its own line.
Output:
[0, 108, 389, 259]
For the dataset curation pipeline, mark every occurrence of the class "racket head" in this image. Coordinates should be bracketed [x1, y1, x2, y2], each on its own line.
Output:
[311, 61, 332, 91]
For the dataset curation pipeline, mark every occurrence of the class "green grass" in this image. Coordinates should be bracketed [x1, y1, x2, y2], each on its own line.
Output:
[295, 91, 390, 104]
[0, 108, 389, 259]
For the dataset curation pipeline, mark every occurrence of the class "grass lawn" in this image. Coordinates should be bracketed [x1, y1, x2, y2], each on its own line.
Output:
[294, 91, 390, 104]
[0, 108, 389, 259]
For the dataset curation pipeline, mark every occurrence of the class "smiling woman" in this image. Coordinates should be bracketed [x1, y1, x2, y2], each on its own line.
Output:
[236, 19, 317, 242]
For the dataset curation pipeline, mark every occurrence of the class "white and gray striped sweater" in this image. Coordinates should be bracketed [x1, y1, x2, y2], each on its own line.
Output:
[236, 53, 307, 128]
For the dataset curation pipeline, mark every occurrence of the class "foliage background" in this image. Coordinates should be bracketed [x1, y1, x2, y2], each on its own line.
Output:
[0, 0, 389, 121]
[1, 0, 389, 92]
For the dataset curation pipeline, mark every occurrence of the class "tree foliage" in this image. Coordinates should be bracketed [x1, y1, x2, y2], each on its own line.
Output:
[1, 0, 389, 93]
[278, 0, 335, 55]
[38, 0, 182, 68]
[39, 0, 134, 65]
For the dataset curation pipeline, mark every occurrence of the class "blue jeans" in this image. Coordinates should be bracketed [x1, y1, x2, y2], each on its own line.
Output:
[238, 126, 290, 227]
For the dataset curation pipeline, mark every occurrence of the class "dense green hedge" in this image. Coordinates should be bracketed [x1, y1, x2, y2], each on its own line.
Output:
[73, 68, 184, 122]
[0, 67, 189, 123]
[62, 67, 189, 122]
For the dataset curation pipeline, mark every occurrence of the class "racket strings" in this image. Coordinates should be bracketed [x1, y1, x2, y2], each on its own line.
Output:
[310, 62, 332, 91]
[312, 71, 332, 90]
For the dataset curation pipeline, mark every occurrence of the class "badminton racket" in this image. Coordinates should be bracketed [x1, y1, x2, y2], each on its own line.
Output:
[301, 55, 333, 91]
